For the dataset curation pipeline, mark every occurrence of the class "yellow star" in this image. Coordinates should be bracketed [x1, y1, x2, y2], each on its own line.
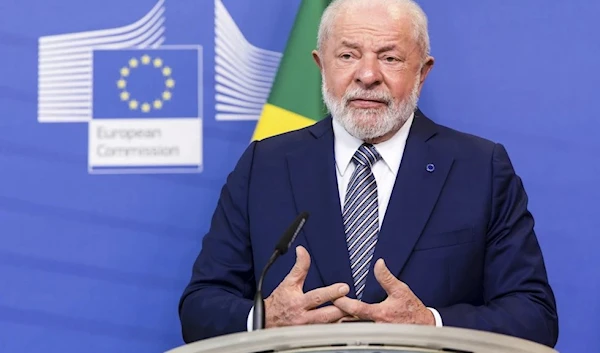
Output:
[129, 58, 139, 68]
[120, 91, 130, 101]
[141, 102, 151, 113]
[153, 58, 163, 68]
[153, 100, 163, 109]
[141, 55, 151, 65]
[165, 78, 175, 88]
[162, 91, 172, 100]
[116, 79, 127, 89]
[129, 100, 138, 110]
[162, 66, 172, 76]
[120, 67, 130, 77]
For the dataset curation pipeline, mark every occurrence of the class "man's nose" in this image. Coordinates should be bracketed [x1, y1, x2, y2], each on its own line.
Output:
[354, 55, 383, 89]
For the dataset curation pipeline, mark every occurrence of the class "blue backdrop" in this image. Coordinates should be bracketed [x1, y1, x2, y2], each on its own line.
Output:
[0, 1, 597, 352]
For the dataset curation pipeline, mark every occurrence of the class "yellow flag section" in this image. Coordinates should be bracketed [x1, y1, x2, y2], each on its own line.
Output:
[252, 0, 331, 141]
[253, 104, 316, 140]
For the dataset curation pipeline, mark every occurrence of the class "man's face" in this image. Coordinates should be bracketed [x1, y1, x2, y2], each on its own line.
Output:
[313, 3, 434, 142]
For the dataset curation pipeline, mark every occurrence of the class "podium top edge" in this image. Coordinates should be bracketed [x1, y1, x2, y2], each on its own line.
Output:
[165, 323, 558, 353]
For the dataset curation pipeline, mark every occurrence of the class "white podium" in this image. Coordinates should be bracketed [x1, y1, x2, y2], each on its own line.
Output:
[166, 324, 558, 353]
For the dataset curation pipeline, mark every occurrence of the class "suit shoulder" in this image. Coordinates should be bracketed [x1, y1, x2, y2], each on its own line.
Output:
[433, 122, 499, 157]
[257, 124, 314, 145]
[431, 121, 521, 178]
[253, 119, 328, 155]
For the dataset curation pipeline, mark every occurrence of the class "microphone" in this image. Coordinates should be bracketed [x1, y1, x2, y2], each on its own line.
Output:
[252, 211, 309, 330]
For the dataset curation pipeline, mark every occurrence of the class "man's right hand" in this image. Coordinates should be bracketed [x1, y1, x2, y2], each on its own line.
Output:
[264, 245, 350, 328]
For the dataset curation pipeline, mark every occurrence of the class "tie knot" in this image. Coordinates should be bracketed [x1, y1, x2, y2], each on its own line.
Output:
[353, 143, 381, 167]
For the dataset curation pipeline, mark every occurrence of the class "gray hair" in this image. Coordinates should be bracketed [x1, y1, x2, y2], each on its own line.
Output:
[316, 0, 431, 61]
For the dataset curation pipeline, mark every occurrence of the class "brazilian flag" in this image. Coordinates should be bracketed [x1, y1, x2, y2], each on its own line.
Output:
[252, 0, 330, 141]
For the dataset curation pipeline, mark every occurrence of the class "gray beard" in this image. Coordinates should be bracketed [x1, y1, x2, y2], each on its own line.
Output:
[322, 76, 420, 141]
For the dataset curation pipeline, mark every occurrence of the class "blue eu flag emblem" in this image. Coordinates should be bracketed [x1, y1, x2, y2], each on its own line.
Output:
[92, 48, 200, 119]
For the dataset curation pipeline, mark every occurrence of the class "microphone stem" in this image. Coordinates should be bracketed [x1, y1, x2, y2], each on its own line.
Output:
[253, 251, 279, 330]
[258, 251, 278, 293]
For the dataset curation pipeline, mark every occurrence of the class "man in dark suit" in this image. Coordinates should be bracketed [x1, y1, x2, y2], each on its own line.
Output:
[179, 0, 558, 347]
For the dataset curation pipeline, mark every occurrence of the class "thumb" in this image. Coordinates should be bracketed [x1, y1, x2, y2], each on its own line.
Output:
[374, 258, 402, 297]
[286, 245, 311, 286]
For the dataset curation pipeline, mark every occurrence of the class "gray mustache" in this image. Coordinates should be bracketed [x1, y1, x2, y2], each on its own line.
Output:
[343, 90, 392, 105]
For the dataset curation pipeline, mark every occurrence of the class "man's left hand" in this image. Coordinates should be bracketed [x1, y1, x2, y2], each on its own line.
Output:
[333, 259, 435, 325]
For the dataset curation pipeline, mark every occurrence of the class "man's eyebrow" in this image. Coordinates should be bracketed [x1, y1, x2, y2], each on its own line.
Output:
[339, 41, 398, 53]
[340, 40, 360, 49]
[375, 44, 397, 53]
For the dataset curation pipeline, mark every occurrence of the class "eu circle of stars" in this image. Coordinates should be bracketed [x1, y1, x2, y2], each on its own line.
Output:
[116, 54, 176, 113]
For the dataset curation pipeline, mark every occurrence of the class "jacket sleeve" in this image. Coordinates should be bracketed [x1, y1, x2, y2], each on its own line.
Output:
[178, 141, 258, 343]
[436, 143, 559, 347]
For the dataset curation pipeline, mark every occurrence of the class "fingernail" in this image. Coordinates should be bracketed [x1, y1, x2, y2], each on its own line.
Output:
[339, 284, 349, 294]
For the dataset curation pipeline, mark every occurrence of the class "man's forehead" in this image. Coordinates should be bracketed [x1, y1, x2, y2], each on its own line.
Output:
[335, 1, 410, 23]
[328, 20, 415, 48]
[329, 5, 413, 39]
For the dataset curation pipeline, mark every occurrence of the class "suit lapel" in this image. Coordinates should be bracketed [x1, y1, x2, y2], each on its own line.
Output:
[362, 111, 455, 303]
[286, 118, 357, 298]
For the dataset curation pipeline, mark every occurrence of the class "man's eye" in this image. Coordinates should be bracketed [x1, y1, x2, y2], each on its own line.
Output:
[385, 57, 398, 62]
[340, 54, 352, 60]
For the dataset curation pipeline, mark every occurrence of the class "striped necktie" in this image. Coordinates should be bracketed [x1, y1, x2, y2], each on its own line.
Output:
[343, 143, 381, 300]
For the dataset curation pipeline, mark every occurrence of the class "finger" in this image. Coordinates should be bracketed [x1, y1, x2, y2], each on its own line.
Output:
[374, 258, 403, 298]
[285, 246, 311, 286]
[333, 297, 375, 320]
[335, 316, 357, 323]
[303, 283, 350, 309]
[304, 305, 348, 324]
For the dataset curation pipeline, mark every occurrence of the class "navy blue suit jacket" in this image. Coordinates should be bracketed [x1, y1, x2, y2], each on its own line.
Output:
[179, 110, 558, 346]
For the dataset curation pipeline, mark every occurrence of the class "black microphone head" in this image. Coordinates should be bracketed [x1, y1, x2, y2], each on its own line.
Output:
[275, 212, 309, 255]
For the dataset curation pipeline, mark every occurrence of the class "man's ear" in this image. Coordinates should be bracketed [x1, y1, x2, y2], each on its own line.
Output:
[312, 49, 323, 71]
[418, 56, 435, 93]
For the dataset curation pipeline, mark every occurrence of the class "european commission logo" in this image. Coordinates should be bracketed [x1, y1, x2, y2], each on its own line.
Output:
[37, 0, 282, 174]
[88, 47, 202, 173]
[37, 0, 202, 174]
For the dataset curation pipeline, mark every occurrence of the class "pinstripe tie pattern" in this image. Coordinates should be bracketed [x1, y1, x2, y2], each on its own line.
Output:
[343, 143, 381, 300]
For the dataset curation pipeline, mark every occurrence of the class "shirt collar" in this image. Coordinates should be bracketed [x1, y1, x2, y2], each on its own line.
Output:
[333, 112, 414, 177]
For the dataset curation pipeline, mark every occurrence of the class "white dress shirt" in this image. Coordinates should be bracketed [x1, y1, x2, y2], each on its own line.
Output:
[248, 112, 442, 329]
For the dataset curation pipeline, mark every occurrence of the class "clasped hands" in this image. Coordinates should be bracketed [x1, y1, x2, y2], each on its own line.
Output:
[264, 246, 435, 328]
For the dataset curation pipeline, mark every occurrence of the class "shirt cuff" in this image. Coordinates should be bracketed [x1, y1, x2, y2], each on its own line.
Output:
[247, 306, 254, 331]
[427, 307, 443, 327]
